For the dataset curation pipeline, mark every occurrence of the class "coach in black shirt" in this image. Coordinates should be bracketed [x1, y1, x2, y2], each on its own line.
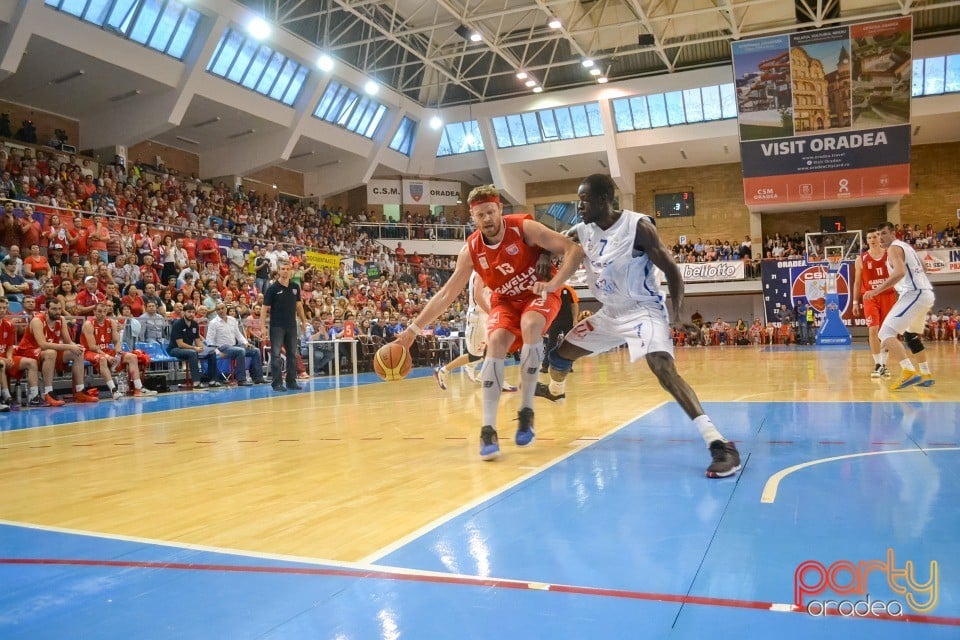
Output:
[262, 258, 307, 392]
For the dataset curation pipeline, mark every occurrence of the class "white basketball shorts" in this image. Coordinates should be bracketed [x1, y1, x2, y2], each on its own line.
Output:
[465, 309, 487, 357]
[880, 289, 934, 337]
[563, 304, 674, 362]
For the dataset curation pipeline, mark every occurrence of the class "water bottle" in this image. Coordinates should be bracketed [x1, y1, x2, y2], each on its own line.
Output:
[116, 371, 129, 396]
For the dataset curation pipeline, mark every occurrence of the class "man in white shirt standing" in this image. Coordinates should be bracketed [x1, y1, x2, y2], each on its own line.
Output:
[206, 304, 266, 385]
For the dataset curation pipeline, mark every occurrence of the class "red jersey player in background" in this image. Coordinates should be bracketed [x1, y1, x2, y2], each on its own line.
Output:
[80, 302, 158, 399]
[0, 297, 40, 410]
[852, 228, 897, 378]
[393, 184, 583, 460]
[15, 298, 98, 406]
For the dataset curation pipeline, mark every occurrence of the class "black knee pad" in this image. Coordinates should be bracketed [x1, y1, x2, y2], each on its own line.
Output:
[467, 352, 482, 363]
[903, 332, 925, 354]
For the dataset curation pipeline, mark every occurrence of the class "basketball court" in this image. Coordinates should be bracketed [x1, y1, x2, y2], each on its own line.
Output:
[0, 343, 957, 638]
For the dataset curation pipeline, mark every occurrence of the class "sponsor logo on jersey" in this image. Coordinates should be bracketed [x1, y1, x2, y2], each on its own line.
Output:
[478, 256, 489, 270]
[506, 244, 519, 256]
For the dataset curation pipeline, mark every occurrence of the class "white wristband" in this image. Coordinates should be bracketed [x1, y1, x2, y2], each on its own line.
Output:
[408, 321, 423, 334]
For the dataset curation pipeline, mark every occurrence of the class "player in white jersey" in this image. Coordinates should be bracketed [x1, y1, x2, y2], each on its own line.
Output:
[863, 221, 936, 390]
[536, 174, 741, 478]
[433, 272, 517, 391]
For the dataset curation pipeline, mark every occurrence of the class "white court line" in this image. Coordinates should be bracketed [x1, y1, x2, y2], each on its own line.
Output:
[761, 447, 960, 503]
[359, 401, 670, 565]
[0, 518, 498, 581]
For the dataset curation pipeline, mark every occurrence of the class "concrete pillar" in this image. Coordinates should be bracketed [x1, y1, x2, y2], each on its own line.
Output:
[885, 200, 901, 226]
[750, 210, 764, 258]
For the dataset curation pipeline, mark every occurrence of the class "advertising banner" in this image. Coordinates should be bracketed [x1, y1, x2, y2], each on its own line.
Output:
[761, 258, 862, 325]
[732, 16, 913, 206]
[401, 179, 461, 205]
[678, 261, 745, 282]
[367, 179, 403, 205]
[919, 248, 960, 273]
[305, 250, 341, 271]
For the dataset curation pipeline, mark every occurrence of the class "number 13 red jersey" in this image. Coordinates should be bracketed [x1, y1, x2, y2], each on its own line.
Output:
[467, 214, 552, 305]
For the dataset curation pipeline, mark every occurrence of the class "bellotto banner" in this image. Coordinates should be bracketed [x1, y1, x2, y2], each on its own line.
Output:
[677, 261, 745, 282]
[732, 16, 912, 206]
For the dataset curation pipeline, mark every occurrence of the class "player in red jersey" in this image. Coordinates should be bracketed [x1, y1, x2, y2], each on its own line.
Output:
[0, 297, 39, 409]
[394, 184, 584, 460]
[15, 298, 98, 406]
[852, 228, 897, 378]
[80, 302, 157, 400]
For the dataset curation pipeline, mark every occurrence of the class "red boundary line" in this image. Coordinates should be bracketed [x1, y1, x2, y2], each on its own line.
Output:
[1, 558, 958, 627]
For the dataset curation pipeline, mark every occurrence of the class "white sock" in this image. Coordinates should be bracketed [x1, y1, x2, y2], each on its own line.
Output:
[900, 358, 915, 372]
[872, 354, 881, 365]
[44, 386, 53, 395]
[919, 362, 931, 375]
[879, 350, 888, 366]
[134, 378, 143, 390]
[694, 415, 725, 446]
[75, 384, 84, 393]
[549, 379, 566, 395]
[30, 386, 40, 399]
[107, 381, 116, 391]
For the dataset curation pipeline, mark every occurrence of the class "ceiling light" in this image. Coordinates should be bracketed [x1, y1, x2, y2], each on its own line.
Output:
[516, 71, 528, 80]
[524, 79, 536, 88]
[228, 128, 256, 139]
[175, 135, 200, 145]
[548, 18, 561, 29]
[192, 116, 221, 128]
[558, 163, 569, 172]
[589, 68, 601, 76]
[532, 86, 543, 93]
[364, 80, 379, 95]
[469, 32, 482, 42]
[429, 116, 443, 130]
[597, 76, 608, 84]
[49, 70, 84, 85]
[109, 89, 142, 102]
[247, 16, 271, 40]
[271, 184, 278, 189]
[290, 150, 315, 160]
[582, 59, 594, 68]
[317, 54, 334, 72]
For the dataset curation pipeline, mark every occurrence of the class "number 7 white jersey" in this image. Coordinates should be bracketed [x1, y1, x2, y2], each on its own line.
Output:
[572, 209, 664, 312]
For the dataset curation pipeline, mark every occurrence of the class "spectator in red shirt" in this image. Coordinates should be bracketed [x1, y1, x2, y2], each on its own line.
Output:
[197, 228, 221, 266]
[75, 276, 106, 316]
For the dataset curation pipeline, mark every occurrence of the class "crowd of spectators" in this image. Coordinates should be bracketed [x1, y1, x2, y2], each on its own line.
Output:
[0, 144, 478, 401]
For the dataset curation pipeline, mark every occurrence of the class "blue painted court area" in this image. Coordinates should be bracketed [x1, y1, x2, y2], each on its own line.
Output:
[1, 400, 958, 638]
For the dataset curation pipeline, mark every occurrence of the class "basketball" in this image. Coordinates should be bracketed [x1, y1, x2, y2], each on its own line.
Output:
[373, 343, 412, 381]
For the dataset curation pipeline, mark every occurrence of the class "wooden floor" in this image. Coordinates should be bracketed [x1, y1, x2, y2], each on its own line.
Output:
[1, 342, 957, 563]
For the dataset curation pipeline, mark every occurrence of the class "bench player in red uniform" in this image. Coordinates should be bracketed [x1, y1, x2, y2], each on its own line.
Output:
[80, 301, 157, 399]
[394, 185, 583, 460]
[0, 297, 40, 409]
[852, 228, 897, 378]
[15, 299, 98, 406]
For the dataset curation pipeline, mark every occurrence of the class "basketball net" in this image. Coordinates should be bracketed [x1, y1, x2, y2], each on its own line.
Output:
[824, 254, 842, 296]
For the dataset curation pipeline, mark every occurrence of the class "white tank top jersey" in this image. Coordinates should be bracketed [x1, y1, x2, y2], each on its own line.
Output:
[572, 209, 664, 311]
[889, 239, 933, 294]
